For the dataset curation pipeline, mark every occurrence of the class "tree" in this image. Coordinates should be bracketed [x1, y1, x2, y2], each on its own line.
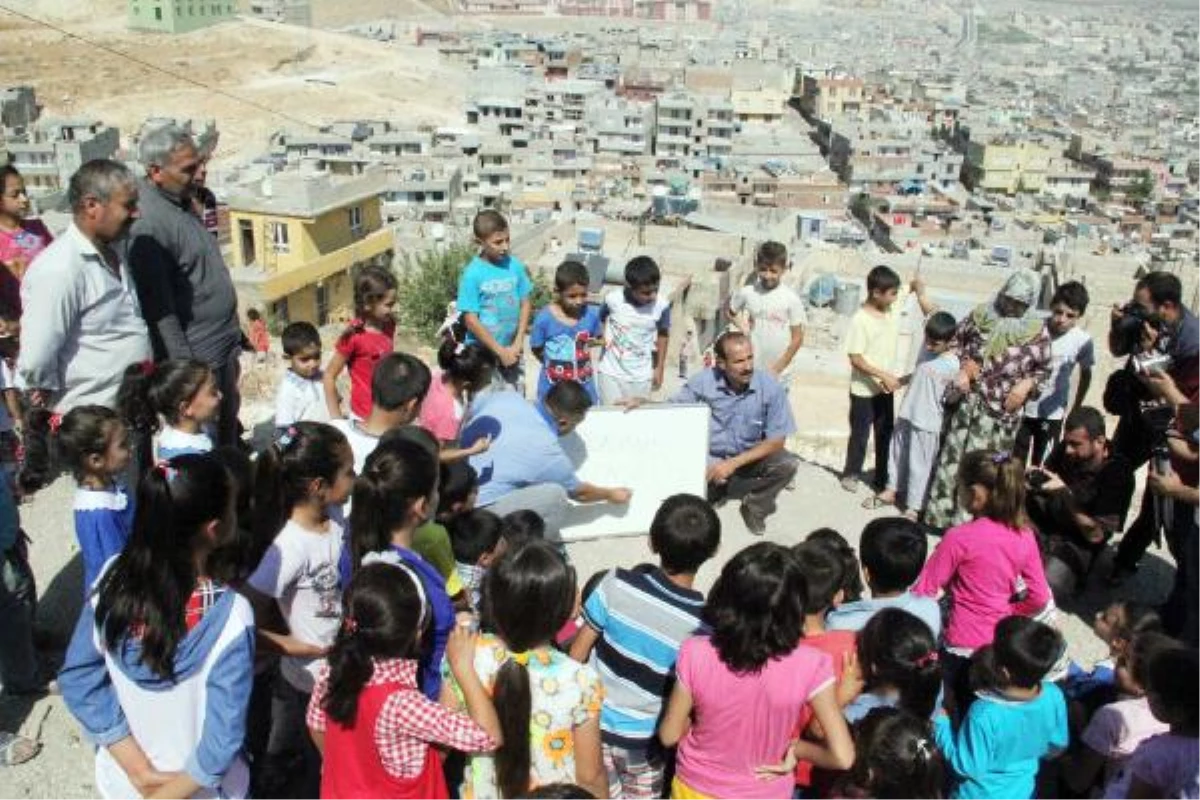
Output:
[850, 193, 873, 224]
[1128, 169, 1155, 203]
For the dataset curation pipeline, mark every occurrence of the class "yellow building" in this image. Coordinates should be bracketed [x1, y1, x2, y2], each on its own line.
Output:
[965, 138, 1056, 194]
[225, 167, 394, 326]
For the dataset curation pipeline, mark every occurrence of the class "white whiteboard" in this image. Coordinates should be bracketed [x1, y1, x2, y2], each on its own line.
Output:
[558, 404, 710, 541]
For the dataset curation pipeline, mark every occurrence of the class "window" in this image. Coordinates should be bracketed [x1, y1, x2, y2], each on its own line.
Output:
[316, 283, 329, 326]
[270, 221, 290, 253]
[155, 6, 162, 18]
[272, 298, 289, 325]
[348, 206, 363, 236]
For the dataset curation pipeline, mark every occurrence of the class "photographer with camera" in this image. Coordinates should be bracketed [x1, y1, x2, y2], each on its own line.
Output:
[1025, 406, 1136, 600]
[1145, 402, 1198, 644]
[1105, 271, 1199, 586]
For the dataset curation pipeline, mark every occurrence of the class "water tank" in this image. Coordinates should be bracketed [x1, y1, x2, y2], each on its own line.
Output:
[651, 185, 669, 216]
[834, 281, 862, 316]
[578, 227, 605, 252]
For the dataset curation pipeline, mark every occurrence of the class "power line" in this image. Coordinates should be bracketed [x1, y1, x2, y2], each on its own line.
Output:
[0, 3, 326, 133]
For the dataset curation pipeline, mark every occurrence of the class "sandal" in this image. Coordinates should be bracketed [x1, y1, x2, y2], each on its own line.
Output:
[0, 732, 41, 767]
[861, 495, 893, 510]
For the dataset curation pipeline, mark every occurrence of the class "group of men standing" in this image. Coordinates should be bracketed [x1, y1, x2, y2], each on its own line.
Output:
[18, 125, 242, 441]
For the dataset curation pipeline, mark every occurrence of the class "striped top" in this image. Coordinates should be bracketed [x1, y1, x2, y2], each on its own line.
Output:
[582, 566, 705, 747]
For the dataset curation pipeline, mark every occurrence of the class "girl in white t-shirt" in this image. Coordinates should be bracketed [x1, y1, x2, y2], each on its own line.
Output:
[245, 421, 355, 797]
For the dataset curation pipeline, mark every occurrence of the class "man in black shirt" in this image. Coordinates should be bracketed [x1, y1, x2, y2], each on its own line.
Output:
[1026, 406, 1136, 598]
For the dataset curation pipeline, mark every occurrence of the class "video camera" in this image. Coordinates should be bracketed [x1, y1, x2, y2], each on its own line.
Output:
[1112, 301, 1173, 374]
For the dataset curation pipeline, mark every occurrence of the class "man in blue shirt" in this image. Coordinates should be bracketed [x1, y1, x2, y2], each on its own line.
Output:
[671, 331, 799, 534]
[461, 380, 632, 540]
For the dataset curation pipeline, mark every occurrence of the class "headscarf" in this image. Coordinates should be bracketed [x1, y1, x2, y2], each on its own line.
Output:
[968, 269, 1045, 360]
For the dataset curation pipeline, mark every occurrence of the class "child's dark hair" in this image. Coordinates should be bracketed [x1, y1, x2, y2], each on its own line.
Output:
[790, 541, 846, 613]
[473, 208, 509, 239]
[377, 423, 439, 458]
[485, 540, 577, 798]
[845, 709, 944, 799]
[1051, 280, 1089, 314]
[57, 405, 124, 481]
[924, 311, 957, 343]
[866, 265, 901, 294]
[323, 562, 427, 725]
[650, 494, 720, 575]
[1125, 631, 1178, 692]
[859, 517, 927, 594]
[581, 568, 609, 607]
[372, 352, 432, 412]
[805, 528, 864, 602]
[1145, 643, 1199, 731]
[118, 358, 212, 431]
[246, 308, 262, 322]
[438, 460, 479, 519]
[352, 265, 398, 318]
[545, 379, 592, 419]
[1109, 601, 1163, 643]
[94, 453, 236, 679]
[528, 783, 596, 799]
[501, 510, 545, 545]
[858, 608, 941, 718]
[703, 542, 807, 674]
[281, 321, 320, 358]
[958, 450, 1028, 530]
[555, 260, 590, 292]
[976, 615, 1063, 690]
[210, 445, 257, 579]
[756, 241, 788, 268]
[624, 255, 660, 289]
[350, 437, 439, 571]
[436, 339, 496, 394]
[449, 509, 503, 565]
[252, 422, 350, 545]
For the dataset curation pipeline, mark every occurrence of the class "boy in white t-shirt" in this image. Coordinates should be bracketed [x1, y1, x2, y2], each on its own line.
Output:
[274, 322, 330, 434]
[727, 241, 807, 387]
[1014, 281, 1094, 466]
[596, 256, 671, 403]
[874, 311, 959, 517]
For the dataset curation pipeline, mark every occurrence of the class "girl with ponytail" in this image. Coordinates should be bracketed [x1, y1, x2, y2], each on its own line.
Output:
[847, 608, 943, 722]
[419, 338, 497, 461]
[344, 435, 451, 701]
[60, 453, 254, 799]
[307, 556, 499, 799]
[914, 449, 1052, 717]
[443, 539, 606, 799]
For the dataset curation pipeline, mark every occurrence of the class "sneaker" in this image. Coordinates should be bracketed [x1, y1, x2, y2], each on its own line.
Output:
[740, 504, 767, 536]
[839, 476, 860, 493]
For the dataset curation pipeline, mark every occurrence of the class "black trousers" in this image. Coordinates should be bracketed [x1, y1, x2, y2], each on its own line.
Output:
[1014, 417, 1063, 467]
[843, 392, 895, 490]
[708, 450, 799, 522]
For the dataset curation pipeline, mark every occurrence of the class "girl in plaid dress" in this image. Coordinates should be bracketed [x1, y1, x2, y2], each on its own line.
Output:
[308, 555, 500, 799]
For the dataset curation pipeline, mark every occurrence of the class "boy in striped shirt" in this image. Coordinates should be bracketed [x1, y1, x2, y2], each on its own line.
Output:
[570, 494, 721, 799]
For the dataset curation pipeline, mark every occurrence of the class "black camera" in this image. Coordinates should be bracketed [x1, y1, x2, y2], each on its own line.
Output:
[1111, 301, 1169, 357]
[1027, 469, 1051, 490]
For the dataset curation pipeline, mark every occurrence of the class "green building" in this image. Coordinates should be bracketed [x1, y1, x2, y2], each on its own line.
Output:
[128, 0, 238, 33]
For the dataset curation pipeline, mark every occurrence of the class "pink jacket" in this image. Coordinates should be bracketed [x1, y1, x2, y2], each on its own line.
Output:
[913, 517, 1051, 651]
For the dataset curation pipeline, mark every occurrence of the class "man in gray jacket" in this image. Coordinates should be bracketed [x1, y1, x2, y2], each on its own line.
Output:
[124, 123, 242, 446]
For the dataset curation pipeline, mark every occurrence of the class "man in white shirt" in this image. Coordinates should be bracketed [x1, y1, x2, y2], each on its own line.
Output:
[1014, 281, 1094, 466]
[18, 160, 151, 414]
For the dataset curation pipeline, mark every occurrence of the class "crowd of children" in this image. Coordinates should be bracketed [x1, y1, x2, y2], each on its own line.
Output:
[0, 198, 1183, 799]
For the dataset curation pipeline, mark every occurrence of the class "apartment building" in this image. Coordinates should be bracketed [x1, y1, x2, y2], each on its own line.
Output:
[382, 163, 464, 222]
[127, 0, 237, 33]
[799, 75, 867, 120]
[225, 167, 394, 327]
[653, 91, 736, 159]
[246, 0, 311, 25]
[5, 118, 120, 196]
[585, 96, 654, 156]
[964, 136, 1057, 194]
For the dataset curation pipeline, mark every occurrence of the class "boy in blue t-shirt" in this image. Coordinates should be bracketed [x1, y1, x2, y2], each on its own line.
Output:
[456, 209, 533, 394]
[569, 494, 721, 799]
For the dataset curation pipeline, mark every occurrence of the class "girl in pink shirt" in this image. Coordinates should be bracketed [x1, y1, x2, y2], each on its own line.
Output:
[419, 338, 496, 463]
[914, 450, 1051, 716]
[0, 165, 53, 318]
[658, 542, 855, 799]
